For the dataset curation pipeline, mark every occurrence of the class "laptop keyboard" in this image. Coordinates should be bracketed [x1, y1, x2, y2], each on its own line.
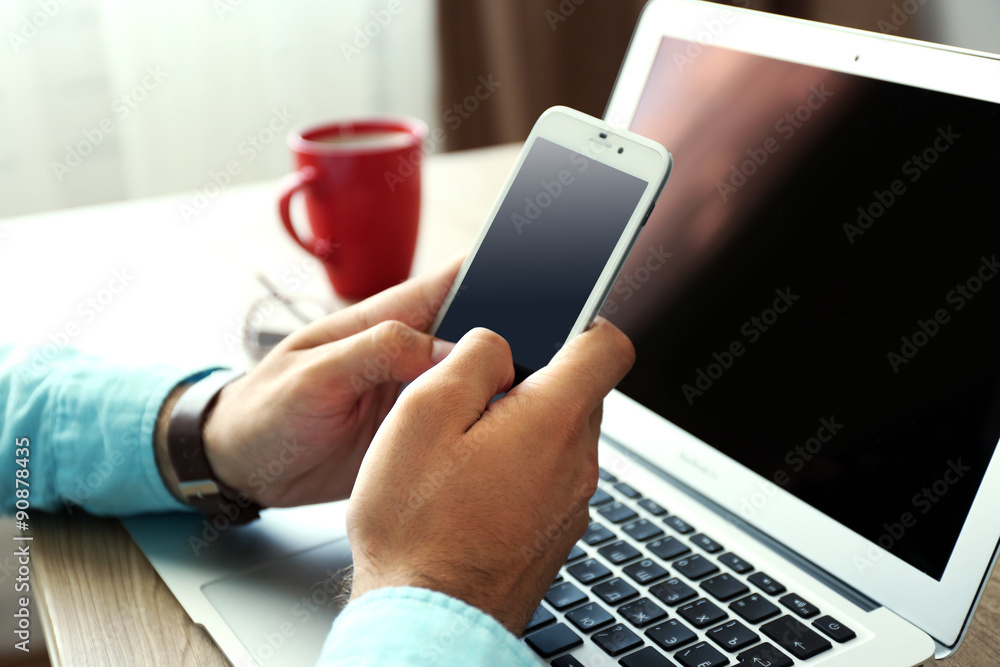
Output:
[522, 468, 858, 665]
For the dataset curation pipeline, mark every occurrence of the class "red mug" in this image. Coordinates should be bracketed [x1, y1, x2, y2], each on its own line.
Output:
[278, 118, 428, 300]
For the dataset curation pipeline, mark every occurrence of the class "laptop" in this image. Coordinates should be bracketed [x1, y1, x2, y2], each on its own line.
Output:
[124, 1, 1000, 665]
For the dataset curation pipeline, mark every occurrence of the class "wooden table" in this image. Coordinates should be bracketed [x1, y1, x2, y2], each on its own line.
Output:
[4, 143, 999, 665]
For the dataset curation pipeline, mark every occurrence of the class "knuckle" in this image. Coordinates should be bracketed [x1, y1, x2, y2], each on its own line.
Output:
[372, 319, 416, 348]
[465, 327, 512, 361]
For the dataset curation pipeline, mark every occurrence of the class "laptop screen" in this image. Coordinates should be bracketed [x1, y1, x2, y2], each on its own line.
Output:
[606, 36, 1000, 581]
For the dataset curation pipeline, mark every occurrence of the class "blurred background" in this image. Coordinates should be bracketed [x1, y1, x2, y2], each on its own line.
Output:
[1, 0, 999, 220]
[1, 1, 999, 665]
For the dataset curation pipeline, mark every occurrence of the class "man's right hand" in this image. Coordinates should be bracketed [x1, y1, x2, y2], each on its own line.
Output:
[346, 318, 635, 634]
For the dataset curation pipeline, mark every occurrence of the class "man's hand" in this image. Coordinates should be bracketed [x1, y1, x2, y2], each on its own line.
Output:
[346, 318, 635, 634]
[196, 257, 463, 507]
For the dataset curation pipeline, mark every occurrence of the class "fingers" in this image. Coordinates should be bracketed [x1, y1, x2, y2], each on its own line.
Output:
[515, 317, 635, 418]
[309, 320, 454, 390]
[287, 254, 465, 350]
[407, 328, 515, 419]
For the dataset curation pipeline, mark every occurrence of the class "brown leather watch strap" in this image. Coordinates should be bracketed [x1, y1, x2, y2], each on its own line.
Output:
[167, 369, 261, 524]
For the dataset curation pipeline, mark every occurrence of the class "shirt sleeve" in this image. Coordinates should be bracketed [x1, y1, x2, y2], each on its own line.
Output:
[0, 343, 220, 516]
[317, 586, 540, 666]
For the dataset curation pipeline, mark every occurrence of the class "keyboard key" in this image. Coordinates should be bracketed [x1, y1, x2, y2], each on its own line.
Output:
[525, 622, 583, 658]
[568, 559, 612, 584]
[592, 623, 644, 656]
[552, 655, 586, 667]
[546, 582, 588, 610]
[583, 522, 616, 546]
[747, 572, 786, 596]
[599, 467, 617, 482]
[650, 578, 697, 606]
[813, 615, 856, 643]
[594, 577, 640, 605]
[638, 499, 667, 516]
[646, 618, 697, 650]
[700, 573, 749, 602]
[591, 488, 614, 506]
[614, 482, 642, 499]
[623, 519, 665, 542]
[761, 615, 832, 660]
[620, 645, 677, 667]
[707, 619, 759, 652]
[567, 544, 587, 563]
[618, 597, 668, 627]
[690, 533, 723, 553]
[729, 593, 781, 624]
[677, 598, 727, 629]
[674, 641, 729, 667]
[737, 642, 793, 667]
[648, 537, 691, 561]
[779, 593, 820, 619]
[566, 602, 615, 632]
[598, 540, 642, 565]
[664, 515, 694, 534]
[600, 502, 639, 524]
[717, 552, 753, 574]
[524, 605, 555, 634]
[624, 558, 670, 585]
[673, 554, 719, 580]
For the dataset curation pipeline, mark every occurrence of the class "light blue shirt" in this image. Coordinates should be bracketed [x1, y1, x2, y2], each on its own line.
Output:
[0, 344, 539, 666]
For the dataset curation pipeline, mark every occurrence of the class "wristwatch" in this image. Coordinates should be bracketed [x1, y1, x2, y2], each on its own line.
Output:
[167, 369, 261, 524]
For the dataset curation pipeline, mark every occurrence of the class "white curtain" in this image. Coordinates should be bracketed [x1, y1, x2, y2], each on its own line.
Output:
[0, 0, 439, 218]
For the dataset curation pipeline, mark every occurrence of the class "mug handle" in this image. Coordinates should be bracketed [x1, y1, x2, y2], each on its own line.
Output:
[278, 166, 319, 256]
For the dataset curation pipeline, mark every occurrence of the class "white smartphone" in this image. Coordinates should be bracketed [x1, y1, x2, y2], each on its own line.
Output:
[429, 106, 673, 385]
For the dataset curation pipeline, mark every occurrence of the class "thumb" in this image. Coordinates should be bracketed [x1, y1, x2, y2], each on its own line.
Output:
[406, 327, 516, 417]
[313, 320, 455, 393]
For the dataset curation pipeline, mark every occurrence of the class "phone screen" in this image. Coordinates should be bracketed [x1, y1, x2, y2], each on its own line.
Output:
[435, 137, 649, 381]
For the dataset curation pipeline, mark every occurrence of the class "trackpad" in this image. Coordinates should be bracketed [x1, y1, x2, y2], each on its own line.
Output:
[202, 538, 353, 666]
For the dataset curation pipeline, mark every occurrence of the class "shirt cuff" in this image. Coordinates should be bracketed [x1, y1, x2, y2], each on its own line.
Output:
[317, 587, 539, 666]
